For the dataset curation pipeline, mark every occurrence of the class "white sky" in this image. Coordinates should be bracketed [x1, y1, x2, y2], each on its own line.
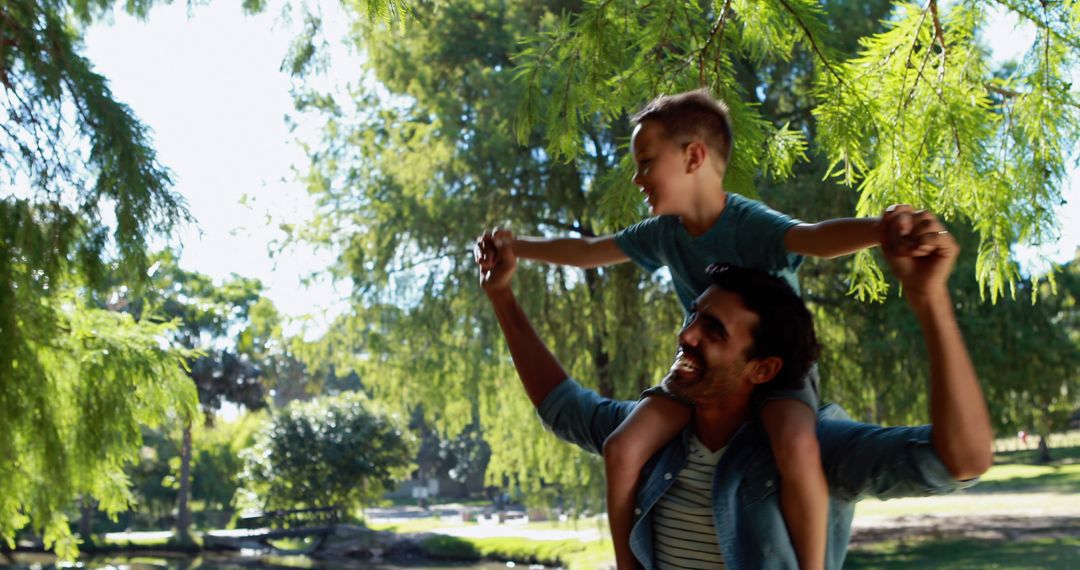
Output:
[84, 1, 349, 337]
[81, 2, 1078, 336]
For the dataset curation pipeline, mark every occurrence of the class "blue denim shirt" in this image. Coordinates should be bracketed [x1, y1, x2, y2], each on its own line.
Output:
[537, 379, 978, 570]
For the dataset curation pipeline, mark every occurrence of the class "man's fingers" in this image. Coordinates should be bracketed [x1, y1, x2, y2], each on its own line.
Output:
[905, 212, 950, 256]
[883, 204, 916, 236]
[909, 228, 957, 257]
[474, 233, 500, 269]
[493, 228, 513, 248]
[883, 203, 915, 216]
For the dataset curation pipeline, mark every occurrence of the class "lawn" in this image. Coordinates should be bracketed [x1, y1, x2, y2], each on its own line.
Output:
[419, 534, 612, 570]
[846, 537, 1080, 569]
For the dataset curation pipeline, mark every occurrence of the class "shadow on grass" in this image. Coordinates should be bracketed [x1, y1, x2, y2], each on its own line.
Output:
[973, 468, 1080, 492]
[993, 446, 1080, 465]
[846, 537, 1080, 569]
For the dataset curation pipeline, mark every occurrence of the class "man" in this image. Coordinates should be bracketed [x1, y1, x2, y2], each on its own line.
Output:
[474, 206, 993, 569]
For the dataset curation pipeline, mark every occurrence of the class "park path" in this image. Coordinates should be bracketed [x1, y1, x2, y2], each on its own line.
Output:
[367, 491, 1080, 544]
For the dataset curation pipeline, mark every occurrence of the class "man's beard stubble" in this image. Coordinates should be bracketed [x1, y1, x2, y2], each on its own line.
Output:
[662, 358, 745, 406]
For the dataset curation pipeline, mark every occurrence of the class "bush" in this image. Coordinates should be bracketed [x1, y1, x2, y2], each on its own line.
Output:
[239, 392, 416, 512]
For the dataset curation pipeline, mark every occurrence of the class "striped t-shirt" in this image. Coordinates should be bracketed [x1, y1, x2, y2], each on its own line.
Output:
[653, 435, 726, 569]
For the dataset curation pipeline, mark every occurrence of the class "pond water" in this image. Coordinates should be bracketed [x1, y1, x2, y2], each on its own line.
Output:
[0, 553, 521, 570]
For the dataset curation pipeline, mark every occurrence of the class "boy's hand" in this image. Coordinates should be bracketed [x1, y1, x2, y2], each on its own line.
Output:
[880, 203, 937, 258]
[474, 228, 517, 293]
[880, 206, 958, 301]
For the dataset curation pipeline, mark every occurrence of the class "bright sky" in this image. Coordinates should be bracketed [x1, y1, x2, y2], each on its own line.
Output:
[82, 2, 1078, 336]
[84, 1, 349, 337]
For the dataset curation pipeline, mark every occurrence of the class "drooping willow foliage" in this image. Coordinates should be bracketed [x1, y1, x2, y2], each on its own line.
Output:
[284, 0, 1078, 507]
[1, 0, 198, 554]
[510, 0, 1079, 302]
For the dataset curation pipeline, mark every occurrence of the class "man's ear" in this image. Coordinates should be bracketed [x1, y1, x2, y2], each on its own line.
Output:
[747, 356, 783, 386]
[684, 141, 708, 174]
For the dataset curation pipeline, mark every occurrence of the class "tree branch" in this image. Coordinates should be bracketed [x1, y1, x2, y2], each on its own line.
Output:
[698, 0, 733, 87]
[773, 0, 844, 87]
[929, 0, 947, 64]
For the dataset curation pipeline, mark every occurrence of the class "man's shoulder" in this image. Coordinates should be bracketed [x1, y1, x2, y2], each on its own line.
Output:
[536, 378, 637, 455]
[818, 403, 852, 422]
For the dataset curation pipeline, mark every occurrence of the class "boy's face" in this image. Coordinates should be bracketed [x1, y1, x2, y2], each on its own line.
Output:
[630, 120, 694, 216]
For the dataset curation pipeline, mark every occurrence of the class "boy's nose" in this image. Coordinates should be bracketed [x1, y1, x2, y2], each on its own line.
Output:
[631, 169, 644, 187]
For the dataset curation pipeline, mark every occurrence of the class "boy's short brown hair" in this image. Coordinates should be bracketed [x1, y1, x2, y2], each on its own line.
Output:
[631, 89, 734, 171]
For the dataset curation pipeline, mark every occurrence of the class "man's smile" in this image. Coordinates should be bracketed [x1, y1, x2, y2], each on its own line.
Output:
[670, 347, 703, 379]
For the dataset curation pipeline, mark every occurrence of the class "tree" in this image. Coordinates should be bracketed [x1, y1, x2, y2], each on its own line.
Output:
[409, 406, 491, 491]
[283, 0, 1077, 505]
[240, 297, 320, 406]
[511, 0, 1079, 301]
[0, 294, 197, 556]
[239, 392, 416, 512]
[971, 251, 1080, 461]
[124, 253, 271, 541]
[287, 0, 679, 509]
[1, 0, 198, 554]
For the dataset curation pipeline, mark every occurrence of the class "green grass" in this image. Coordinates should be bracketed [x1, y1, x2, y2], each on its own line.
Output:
[91, 533, 200, 553]
[974, 462, 1080, 492]
[419, 535, 612, 570]
[846, 537, 1080, 569]
[368, 514, 609, 536]
[99, 536, 172, 547]
[993, 444, 1080, 465]
[366, 517, 473, 533]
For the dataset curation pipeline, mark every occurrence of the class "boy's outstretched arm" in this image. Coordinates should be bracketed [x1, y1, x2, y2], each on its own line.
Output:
[504, 229, 631, 268]
[784, 216, 882, 259]
[475, 231, 569, 408]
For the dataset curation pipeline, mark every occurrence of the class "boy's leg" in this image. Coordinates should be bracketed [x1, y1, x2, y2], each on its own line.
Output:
[760, 398, 827, 570]
[603, 394, 692, 569]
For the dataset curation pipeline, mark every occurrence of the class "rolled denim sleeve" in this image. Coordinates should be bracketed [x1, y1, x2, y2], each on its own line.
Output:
[817, 404, 979, 501]
[536, 379, 636, 455]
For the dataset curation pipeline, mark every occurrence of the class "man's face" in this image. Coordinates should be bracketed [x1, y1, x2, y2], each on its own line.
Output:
[630, 120, 693, 216]
[663, 287, 762, 404]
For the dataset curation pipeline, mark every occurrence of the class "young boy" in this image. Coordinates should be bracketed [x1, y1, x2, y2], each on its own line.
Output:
[502, 89, 881, 569]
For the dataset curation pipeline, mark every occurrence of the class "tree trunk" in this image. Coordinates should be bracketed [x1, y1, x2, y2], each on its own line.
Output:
[584, 268, 613, 398]
[175, 420, 194, 542]
[1037, 435, 1052, 464]
[78, 496, 95, 544]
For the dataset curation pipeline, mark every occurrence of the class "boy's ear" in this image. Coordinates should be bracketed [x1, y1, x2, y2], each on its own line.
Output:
[684, 141, 708, 174]
[747, 356, 783, 386]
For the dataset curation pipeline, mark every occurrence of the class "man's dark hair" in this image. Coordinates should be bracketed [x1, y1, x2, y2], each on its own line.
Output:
[706, 263, 820, 392]
[631, 89, 734, 170]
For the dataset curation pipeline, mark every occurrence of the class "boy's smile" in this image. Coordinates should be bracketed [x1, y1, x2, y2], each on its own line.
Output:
[630, 120, 692, 216]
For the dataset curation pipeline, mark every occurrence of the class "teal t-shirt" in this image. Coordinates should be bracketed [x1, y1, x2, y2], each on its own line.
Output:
[614, 193, 803, 312]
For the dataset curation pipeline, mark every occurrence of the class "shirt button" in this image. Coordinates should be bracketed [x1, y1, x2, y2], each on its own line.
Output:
[634, 508, 642, 516]
[664, 472, 673, 480]
[765, 480, 774, 488]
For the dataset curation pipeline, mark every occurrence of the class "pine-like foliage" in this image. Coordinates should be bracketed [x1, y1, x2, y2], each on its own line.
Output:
[283, 0, 1078, 508]
[1, 0, 196, 553]
[513, 0, 1080, 301]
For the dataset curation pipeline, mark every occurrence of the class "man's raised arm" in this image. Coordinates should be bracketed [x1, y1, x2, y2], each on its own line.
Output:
[881, 207, 994, 480]
[474, 230, 569, 407]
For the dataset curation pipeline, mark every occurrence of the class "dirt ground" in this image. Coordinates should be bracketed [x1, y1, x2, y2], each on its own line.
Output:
[850, 513, 1080, 546]
[848, 489, 1080, 547]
